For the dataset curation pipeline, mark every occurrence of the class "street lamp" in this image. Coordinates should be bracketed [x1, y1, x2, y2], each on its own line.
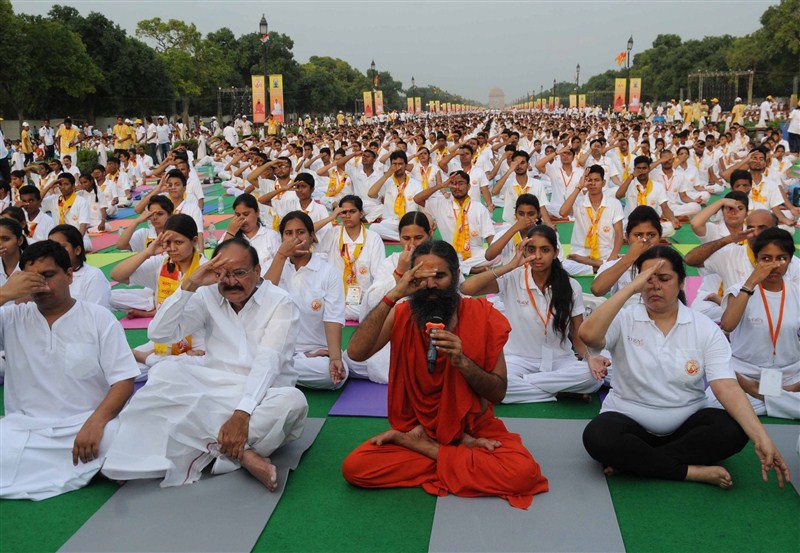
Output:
[626, 35, 633, 77]
[552, 79, 556, 97]
[576, 63, 581, 92]
[259, 14, 268, 76]
[412, 76, 416, 91]
[370, 59, 377, 91]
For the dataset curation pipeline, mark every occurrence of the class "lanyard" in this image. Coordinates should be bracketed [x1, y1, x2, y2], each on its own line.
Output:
[523, 268, 552, 335]
[758, 283, 785, 357]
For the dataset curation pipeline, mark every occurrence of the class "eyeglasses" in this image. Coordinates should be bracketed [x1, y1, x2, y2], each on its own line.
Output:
[216, 267, 256, 281]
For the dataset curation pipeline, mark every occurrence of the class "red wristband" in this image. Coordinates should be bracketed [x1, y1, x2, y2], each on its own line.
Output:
[393, 269, 404, 278]
[381, 295, 397, 308]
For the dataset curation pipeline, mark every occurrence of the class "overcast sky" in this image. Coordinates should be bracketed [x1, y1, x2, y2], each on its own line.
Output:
[16, 0, 777, 103]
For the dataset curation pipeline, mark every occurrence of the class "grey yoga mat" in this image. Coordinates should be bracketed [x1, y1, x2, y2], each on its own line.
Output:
[764, 423, 800, 495]
[428, 418, 625, 553]
[58, 418, 325, 553]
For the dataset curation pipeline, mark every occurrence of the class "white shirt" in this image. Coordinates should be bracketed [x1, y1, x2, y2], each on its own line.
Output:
[598, 303, 735, 435]
[148, 282, 299, 413]
[424, 195, 495, 257]
[320, 226, 385, 301]
[498, 175, 547, 223]
[276, 255, 345, 352]
[497, 268, 584, 359]
[42, 194, 91, 229]
[223, 126, 238, 147]
[174, 199, 204, 235]
[39, 126, 55, 146]
[705, 246, 800, 297]
[622, 178, 668, 217]
[156, 124, 171, 145]
[128, 226, 158, 252]
[569, 193, 624, 259]
[544, 162, 583, 210]
[0, 300, 139, 421]
[241, 225, 281, 275]
[376, 174, 421, 221]
[146, 123, 158, 144]
[788, 108, 800, 134]
[71, 263, 111, 309]
[26, 210, 55, 244]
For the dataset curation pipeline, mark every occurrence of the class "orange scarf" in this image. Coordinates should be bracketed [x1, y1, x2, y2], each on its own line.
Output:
[339, 225, 365, 289]
[453, 198, 472, 260]
[393, 175, 408, 218]
[584, 204, 605, 259]
[326, 169, 347, 197]
[57, 194, 77, 225]
[153, 251, 201, 355]
[636, 179, 653, 206]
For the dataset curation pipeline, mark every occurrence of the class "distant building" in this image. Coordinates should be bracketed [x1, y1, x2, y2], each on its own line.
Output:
[489, 88, 505, 109]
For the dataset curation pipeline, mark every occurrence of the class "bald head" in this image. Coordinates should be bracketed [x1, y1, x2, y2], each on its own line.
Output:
[745, 209, 778, 245]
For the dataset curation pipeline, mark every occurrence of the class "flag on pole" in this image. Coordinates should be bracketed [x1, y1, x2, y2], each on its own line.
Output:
[615, 52, 627, 67]
[260, 34, 269, 44]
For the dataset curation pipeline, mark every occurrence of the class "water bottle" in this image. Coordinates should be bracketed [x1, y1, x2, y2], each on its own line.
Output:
[206, 223, 218, 249]
[217, 197, 224, 214]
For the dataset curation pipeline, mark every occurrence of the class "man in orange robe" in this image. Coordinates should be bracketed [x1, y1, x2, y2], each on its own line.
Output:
[343, 240, 548, 509]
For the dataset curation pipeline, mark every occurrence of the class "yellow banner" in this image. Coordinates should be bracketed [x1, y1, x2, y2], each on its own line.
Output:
[435, 100, 440, 112]
[579, 94, 587, 109]
[629, 78, 642, 113]
[535, 99, 541, 110]
[252, 75, 267, 124]
[363, 91, 374, 117]
[614, 78, 627, 113]
[374, 90, 384, 116]
[569, 94, 577, 109]
[554, 97, 560, 108]
[268, 74, 284, 123]
[407, 98, 414, 113]
[548, 96, 554, 110]
[414, 97, 422, 114]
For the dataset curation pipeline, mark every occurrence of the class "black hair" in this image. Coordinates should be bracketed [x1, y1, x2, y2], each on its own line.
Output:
[634, 245, 687, 305]
[730, 169, 752, 186]
[450, 169, 470, 184]
[587, 164, 605, 180]
[164, 213, 199, 239]
[147, 195, 175, 214]
[410, 240, 460, 283]
[279, 210, 314, 236]
[0, 217, 28, 252]
[166, 169, 187, 187]
[58, 172, 75, 185]
[20, 239, 71, 273]
[0, 206, 27, 229]
[294, 172, 315, 189]
[389, 150, 408, 163]
[511, 150, 530, 162]
[48, 224, 86, 268]
[515, 193, 542, 223]
[626, 205, 662, 237]
[398, 211, 431, 234]
[339, 194, 363, 212]
[525, 225, 572, 343]
[752, 227, 794, 258]
[633, 155, 651, 167]
[231, 193, 262, 236]
[212, 236, 259, 267]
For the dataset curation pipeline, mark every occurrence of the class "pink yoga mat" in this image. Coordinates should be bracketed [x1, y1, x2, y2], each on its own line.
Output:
[684, 276, 703, 305]
[90, 233, 119, 251]
[119, 316, 153, 330]
[107, 219, 136, 232]
[204, 214, 233, 224]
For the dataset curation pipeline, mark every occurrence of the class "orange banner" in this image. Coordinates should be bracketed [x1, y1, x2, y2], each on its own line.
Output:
[629, 78, 642, 113]
[374, 90, 384, 116]
[251, 75, 266, 124]
[363, 91, 374, 117]
[414, 97, 422, 114]
[535, 99, 542, 110]
[548, 96, 554, 110]
[268, 74, 284, 123]
[407, 98, 414, 113]
[614, 78, 627, 112]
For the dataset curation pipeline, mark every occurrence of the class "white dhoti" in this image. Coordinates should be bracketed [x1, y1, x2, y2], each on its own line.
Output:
[368, 218, 400, 242]
[294, 352, 349, 390]
[667, 201, 702, 218]
[110, 288, 155, 312]
[503, 353, 602, 404]
[0, 412, 119, 500]
[102, 360, 307, 487]
[343, 344, 389, 384]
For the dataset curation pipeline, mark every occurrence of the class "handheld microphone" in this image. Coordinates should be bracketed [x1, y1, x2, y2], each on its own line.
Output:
[425, 316, 445, 374]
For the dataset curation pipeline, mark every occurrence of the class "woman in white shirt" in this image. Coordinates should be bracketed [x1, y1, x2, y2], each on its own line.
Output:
[78, 173, 109, 233]
[0, 216, 25, 287]
[135, 170, 204, 237]
[708, 228, 799, 420]
[110, 214, 206, 373]
[265, 211, 347, 390]
[320, 194, 385, 321]
[580, 245, 789, 489]
[223, 193, 281, 274]
[48, 224, 111, 309]
[461, 225, 604, 403]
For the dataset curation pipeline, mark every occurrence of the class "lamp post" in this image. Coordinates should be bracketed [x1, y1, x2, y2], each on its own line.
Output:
[575, 63, 581, 92]
[626, 35, 633, 78]
[412, 76, 416, 92]
[370, 59, 377, 91]
[259, 15, 268, 78]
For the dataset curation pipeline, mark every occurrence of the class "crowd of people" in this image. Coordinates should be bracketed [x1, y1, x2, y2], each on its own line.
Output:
[0, 105, 797, 507]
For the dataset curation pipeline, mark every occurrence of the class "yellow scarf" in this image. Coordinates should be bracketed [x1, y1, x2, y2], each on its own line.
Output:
[746, 245, 756, 267]
[393, 175, 408, 218]
[339, 225, 365, 289]
[57, 193, 77, 225]
[326, 169, 346, 197]
[584, 204, 605, 259]
[514, 179, 529, 198]
[419, 165, 431, 189]
[154, 251, 201, 355]
[453, 198, 472, 260]
[620, 151, 631, 181]
[636, 179, 653, 206]
[751, 179, 766, 204]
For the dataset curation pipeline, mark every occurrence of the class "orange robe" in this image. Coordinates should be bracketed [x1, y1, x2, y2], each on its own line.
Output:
[342, 298, 549, 509]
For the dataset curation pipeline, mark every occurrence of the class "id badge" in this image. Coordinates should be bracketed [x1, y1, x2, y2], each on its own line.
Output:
[540, 347, 554, 372]
[346, 285, 363, 306]
[758, 368, 783, 397]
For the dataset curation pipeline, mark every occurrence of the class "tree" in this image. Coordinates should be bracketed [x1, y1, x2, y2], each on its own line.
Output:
[48, 6, 174, 120]
[0, 2, 102, 122]
[136, 18, 227, 122]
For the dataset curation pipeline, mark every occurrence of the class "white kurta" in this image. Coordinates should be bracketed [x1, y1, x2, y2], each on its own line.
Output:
[0, 301, 139, 499]
[102, 283, 307, 486]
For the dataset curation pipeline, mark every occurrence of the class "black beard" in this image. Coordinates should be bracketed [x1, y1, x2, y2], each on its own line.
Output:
[409, 285, 460, 329]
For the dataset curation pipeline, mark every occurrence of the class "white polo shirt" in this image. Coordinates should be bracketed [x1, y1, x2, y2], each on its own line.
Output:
[42, 194, 91, 229]
[425, 195, 495, 254]
[376, 174, 422, 222]
[598, 302, 735, 435]
[497, 267, 584, 359]
[705, 244, 800, 292]
[622, 178, 668, 217]
[276, 255, 345, 352]
[544, 162, 583, 211]
[498, 175, 548, 223]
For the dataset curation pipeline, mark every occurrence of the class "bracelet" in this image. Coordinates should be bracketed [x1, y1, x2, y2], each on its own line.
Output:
[739, 286, 755, 296]
[393, 269, 404, 278]
[225, 231, 234, 237]
[381, 295, 397, 308]
[490, 267, 500, 279]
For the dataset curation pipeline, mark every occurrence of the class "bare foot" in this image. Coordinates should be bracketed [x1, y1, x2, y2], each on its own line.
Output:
[132, 348, 152, 364]
[603, 466, 619, 477]
[685, 465, 733, 489]
[462, 433, 501, 452]
[370, 428, 406, 446]
[241, 450, 278, 491]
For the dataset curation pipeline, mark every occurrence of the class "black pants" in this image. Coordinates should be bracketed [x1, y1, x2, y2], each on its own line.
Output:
[0, 157, 9, 184]
[789, 132, 800, 154]
[24, 152, 33, 166]
[148, 143, 157, 162]
[45, 145, 55, 160]
[582, 409, 748, 481]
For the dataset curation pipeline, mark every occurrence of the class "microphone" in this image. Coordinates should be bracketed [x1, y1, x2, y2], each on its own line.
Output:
[425, 316, 445, 374]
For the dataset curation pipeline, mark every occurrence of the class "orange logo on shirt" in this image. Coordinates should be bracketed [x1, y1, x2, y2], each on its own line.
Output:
[470, 230, 479, 237]
[358, 266, 369, 275]
[685, 359, 700, 376]
[310, 299, 322, 311]
[602, 226, 611, 233]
